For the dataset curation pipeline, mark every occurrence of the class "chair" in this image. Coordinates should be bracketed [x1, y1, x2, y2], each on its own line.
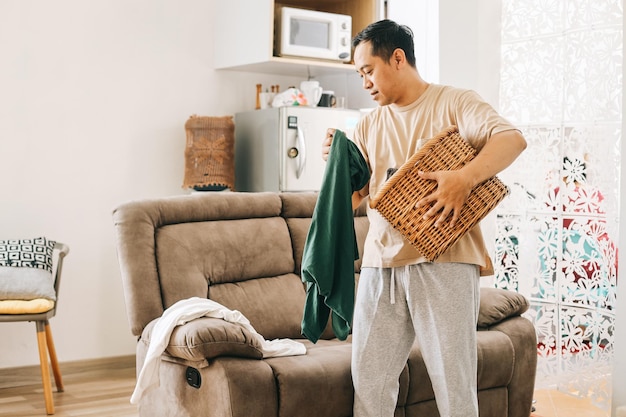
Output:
[0, 241, 69, 415]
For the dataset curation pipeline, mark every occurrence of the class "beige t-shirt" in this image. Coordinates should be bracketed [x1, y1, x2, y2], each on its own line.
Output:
[353, 84, 518, 269]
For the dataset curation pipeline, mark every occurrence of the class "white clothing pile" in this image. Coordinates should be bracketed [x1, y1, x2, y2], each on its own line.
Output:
[130, 297, 306, 404]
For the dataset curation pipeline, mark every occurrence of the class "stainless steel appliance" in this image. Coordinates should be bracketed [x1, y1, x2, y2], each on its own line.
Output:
[234, 107, 361, 192]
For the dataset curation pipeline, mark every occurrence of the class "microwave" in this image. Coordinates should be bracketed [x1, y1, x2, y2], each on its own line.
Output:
[274, 7, 352, 62]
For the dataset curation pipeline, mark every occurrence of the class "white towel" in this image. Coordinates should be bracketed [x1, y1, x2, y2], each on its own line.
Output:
[130, 297, 306, 404]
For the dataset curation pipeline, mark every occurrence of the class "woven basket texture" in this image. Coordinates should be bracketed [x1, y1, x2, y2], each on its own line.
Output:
[183, 115, 235, 190]
[369, 126, 509, 261]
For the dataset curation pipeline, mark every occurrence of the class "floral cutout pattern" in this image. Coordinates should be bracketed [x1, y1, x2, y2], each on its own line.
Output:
[495, 0, 621, 410]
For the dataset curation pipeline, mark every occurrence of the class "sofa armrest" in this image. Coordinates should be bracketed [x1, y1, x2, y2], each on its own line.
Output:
[140, 316, 265, 362]
[480, 287, 537, 417]
[488, 315, 538, 417]
[478, 287, 530, 328]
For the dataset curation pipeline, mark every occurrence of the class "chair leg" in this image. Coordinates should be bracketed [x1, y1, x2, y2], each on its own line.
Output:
[36, 321, 55, 415]
[44, 322, 64, 392]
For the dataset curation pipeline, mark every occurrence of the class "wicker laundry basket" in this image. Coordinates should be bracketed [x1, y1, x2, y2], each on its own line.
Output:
[369, 126, 509, 262]
[183, 115, 235, 191]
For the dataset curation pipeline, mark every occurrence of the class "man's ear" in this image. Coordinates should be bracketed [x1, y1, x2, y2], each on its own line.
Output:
[392, 48, 406, 68]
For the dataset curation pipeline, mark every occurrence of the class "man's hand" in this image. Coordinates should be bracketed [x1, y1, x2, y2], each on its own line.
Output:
[416, 169, 473, 228]
[416, 129, 527, 228]
[322, 128, 336, 161]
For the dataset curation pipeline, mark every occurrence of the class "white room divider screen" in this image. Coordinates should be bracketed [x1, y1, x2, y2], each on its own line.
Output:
[494, 0, 622, 410]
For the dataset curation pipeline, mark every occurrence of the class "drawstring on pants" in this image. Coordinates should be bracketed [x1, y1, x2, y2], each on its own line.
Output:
[389, 265, 411, 305]
[390, 268, 396, 305]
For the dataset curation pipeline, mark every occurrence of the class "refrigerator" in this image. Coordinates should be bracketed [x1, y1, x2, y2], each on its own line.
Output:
[234, 107, 362, 192]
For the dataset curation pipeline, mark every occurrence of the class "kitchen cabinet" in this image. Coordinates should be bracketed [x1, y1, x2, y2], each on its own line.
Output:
[213, 0, 383, 77]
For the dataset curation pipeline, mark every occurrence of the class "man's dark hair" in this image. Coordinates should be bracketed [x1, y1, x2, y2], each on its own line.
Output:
[352, 19, 417, 67]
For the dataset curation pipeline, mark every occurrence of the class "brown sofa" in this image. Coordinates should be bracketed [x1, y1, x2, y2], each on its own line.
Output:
[112, 191, 537, 417]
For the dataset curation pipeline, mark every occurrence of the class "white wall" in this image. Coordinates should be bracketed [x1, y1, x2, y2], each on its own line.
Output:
[436, 0, 505, 275]
[0, 0, 301, 368]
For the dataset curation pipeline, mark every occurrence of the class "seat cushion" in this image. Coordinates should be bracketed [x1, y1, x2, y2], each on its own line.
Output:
[0, 298, 55, 314]
[265, 339, 353, 417]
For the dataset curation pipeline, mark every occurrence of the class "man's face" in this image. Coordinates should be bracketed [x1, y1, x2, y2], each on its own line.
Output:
[354, 41, 397, 106]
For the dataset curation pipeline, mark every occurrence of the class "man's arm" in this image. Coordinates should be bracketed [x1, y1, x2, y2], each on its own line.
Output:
[352, 185, 369, 210]
[417, 129, 527, 227]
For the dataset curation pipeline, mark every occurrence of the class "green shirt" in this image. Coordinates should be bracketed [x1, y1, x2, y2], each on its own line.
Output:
[301, 130, 370, 343]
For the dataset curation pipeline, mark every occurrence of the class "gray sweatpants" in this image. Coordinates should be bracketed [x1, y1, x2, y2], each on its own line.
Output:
[352, 262, 480, 417]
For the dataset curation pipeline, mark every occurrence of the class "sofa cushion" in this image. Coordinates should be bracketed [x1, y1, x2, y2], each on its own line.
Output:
[209, 274, 307, 340]
[156, 216, 295, 307]
[141, 317, 264, 361]
[265, 339, 353, 417]
[279, 192, 317, 218]
[284, 217, 311, 276]
[478, 287, 529, 328]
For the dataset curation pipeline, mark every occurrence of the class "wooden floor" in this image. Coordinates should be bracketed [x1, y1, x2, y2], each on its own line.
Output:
[0, 356, 138, 416]
[531, 389, 610, 417]
[0, 355, 611, 416]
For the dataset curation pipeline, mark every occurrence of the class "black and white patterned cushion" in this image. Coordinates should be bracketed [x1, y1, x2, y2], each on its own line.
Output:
[0, 237, 57, 301]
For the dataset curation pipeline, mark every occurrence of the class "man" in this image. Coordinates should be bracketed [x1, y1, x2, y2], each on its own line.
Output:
[322, 20, 527, 417]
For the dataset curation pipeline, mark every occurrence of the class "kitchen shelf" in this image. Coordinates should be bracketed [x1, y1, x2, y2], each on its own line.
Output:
[213, 0, 379, 77]
[221, 56, 356, 77]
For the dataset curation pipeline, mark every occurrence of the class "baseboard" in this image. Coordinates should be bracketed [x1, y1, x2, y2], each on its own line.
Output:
[0, 354, 136, 389]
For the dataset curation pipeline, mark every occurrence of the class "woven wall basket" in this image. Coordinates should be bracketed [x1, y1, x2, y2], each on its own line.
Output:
[369, 126, 509, 262]
[183, 115, 235, 191]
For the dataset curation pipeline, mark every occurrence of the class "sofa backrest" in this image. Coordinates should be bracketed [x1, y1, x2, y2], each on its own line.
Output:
[280, 192, 369, 277]
[113, 191, 369, 341]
